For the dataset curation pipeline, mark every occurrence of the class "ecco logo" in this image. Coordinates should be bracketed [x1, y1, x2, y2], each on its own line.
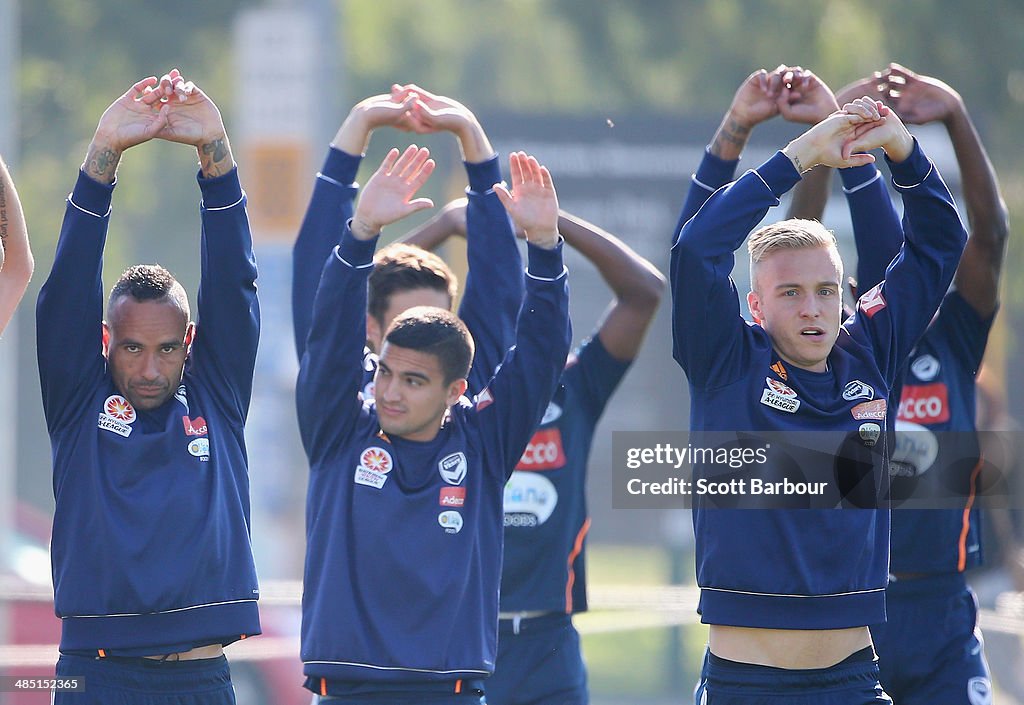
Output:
[897, 383, 949, 424]
[516, 429, 566, 470]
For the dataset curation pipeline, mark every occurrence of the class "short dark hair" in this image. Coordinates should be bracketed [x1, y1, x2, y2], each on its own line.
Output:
[107, 264, 190, 319]
[384, 306, 474, 384]
[369, 244, 457, 325]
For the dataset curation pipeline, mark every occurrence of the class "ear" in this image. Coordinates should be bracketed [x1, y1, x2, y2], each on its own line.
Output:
[446, 378, 468, 406]
[184, 321, 196, 354]
[747, 290, 765, 325]
[366, 316, 382, 353]
[102, 321, 111, 358]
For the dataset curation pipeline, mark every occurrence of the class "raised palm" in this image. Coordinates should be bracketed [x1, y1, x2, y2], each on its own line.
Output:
[495, 152, 559, 243]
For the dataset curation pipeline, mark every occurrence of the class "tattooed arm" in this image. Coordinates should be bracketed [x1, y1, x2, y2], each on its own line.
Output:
[81, 75, 171, 184]
[0, 154, 32, 335]
[708, 66, 789, 160]
[154, 69, 234, 177]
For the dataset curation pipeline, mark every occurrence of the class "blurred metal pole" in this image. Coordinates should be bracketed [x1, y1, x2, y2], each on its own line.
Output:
[0, 1, 19, 696]
[232, 0, 339, 580]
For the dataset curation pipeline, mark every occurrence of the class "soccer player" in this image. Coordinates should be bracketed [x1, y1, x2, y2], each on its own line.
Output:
[0, 154, 33, 335]
[403, 202, 665, 705]
[793, 64, 1009, 705]
[296, 146, 570, 704]
[36, 70, 260, 704]
[673, 84, 967, 704]
[292, 85, 522, 397]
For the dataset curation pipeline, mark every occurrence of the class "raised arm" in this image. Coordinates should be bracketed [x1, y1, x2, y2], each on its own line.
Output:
[151, 71, 259, 417]
[399, 197, 468, 251]
[829, 98, 968, 383]
[779, 68, 841, 222]
[37, 75, 177, 431]
[400, 85, 524, 393]
[297, 146, 435, 461]
[292, 90, 419, 357]
[480, 152, 571, 476]
[676, 66, 787, 232]
[0, 155, 32, 335]
[558, 213, 664, 361]
[882, 63, 1009, 319]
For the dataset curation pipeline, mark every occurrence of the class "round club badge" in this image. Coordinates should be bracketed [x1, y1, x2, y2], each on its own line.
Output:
[104, 395, 137, 424]
[360, 446, 393, 474]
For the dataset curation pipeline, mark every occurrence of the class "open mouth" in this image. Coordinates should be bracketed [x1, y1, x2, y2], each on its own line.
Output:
[800, 327, 825, 338]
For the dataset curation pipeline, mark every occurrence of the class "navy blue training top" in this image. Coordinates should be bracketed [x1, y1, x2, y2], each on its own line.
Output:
[840, 164, 995, 574]
[296, 224, 570, 685]
[37, 169, 261, 654]
[670, 143, 966, 629]
[500, 334, 631, 614]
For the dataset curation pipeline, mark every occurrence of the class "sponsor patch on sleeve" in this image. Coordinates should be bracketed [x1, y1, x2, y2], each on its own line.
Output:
[857, 283, 887, 318]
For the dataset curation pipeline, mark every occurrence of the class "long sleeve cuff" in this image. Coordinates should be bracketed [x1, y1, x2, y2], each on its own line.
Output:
[337, 220, 378, 267]
[465, 155, 502, 194]
[693, 149, 740, 190]
[839, 164, 881, 193]
[887, 138, 931, 189]
[756, 152, 803, 199]
[71, 170, 115, 217]
[526, 239, 566, 280]
[198, 167, 244, 209]
[322, 147, 363, 186]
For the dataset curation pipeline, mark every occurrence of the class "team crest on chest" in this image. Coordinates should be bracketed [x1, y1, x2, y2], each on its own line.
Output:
[760, 377, 800, 414]
[910, 354, 940, 381]
[438, 452, 468, 485]
[842, 380, 875, 401]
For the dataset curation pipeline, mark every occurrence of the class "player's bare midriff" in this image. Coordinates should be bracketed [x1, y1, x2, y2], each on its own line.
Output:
[709, 624, 873, 669]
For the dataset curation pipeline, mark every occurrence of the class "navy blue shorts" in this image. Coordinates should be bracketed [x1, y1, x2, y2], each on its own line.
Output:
[54, 653, 235, 705]
[872, 573, 991, 705]
[485, 613, 587, 705]
[693, 647, 891, 704]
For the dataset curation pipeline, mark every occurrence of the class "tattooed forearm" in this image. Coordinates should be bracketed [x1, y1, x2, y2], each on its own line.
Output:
[0, 177, 8, 246]
[709, 118, 752, 158]
[83, 144, 121, 184]
[199, 137, 232, 177]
